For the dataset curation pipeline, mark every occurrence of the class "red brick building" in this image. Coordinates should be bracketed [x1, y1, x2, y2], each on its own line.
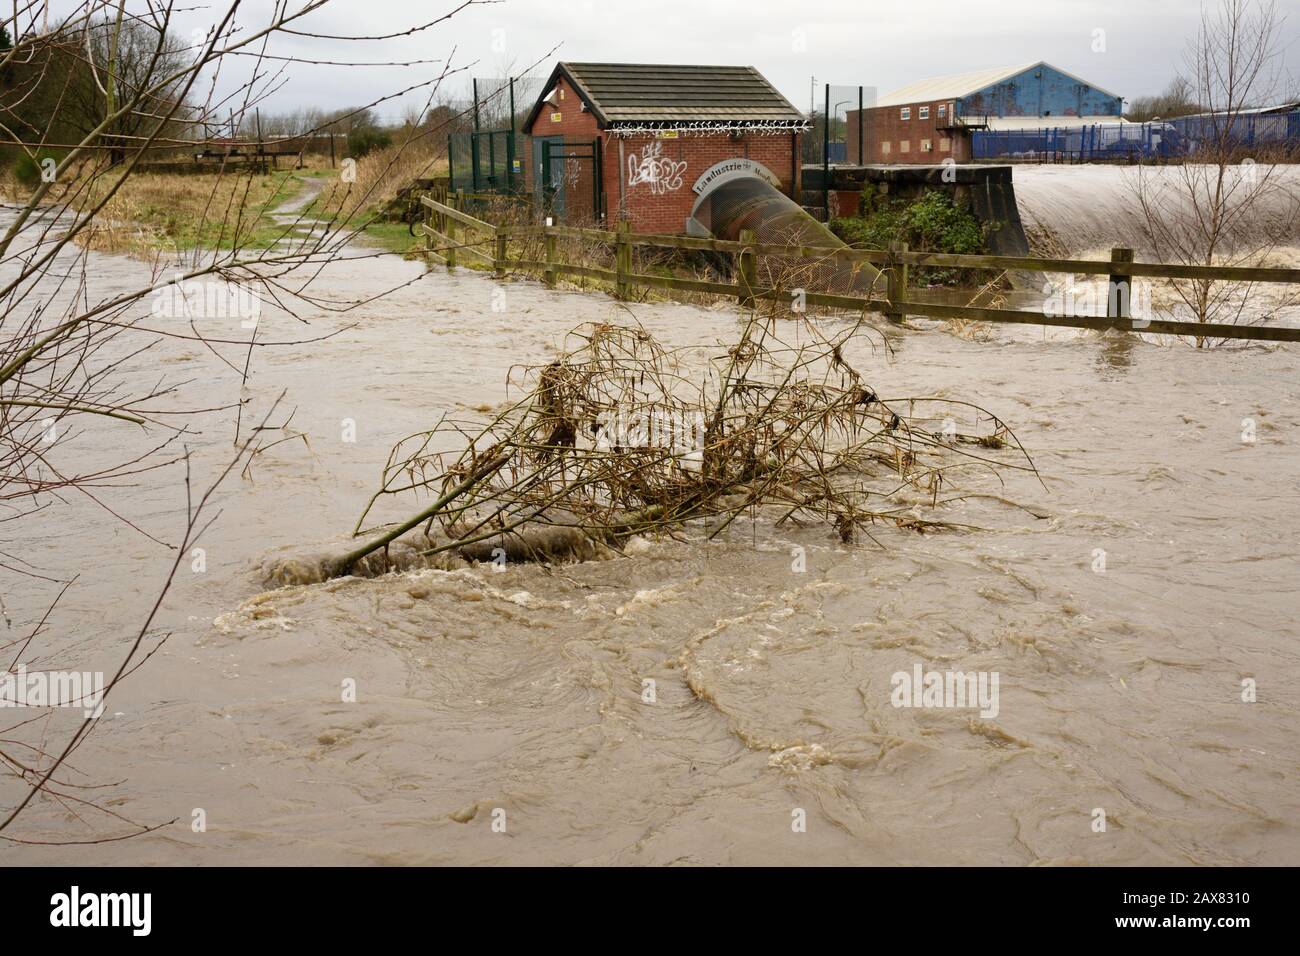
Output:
[847, 93, 971, 165]
[521, 62, 806, 233]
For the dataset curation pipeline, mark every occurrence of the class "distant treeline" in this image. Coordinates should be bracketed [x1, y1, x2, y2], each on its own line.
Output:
[1122, 74, 1300, 123]
[0, 17, 191, 168]
[0, 14, 511, 175]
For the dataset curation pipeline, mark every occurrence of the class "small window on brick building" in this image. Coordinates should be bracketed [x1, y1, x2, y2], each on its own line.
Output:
[900, 140, 910, 152]
[900, 107, 910, 120]
[881, 141, 891, 155]
[940, 138, 951, 152]
[937, 104, 947, 118]
[921, 139, 932, 151]
[919, 106, 929, 120]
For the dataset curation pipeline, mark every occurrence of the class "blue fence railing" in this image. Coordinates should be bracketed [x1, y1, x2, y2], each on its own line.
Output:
[971, 110, 1300, 161]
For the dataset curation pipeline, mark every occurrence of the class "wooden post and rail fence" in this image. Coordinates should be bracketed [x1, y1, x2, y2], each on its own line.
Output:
[415, 193, 1300, 344]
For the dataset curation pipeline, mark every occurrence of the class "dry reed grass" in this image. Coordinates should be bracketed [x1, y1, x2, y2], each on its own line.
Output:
[57, 166, 315, 258]
[315, 128, 450, 227]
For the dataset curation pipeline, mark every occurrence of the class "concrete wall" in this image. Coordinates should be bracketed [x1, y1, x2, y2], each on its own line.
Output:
[807, 164, 1030, 256]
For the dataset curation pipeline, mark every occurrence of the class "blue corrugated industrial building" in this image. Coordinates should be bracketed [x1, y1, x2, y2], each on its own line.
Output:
[945, 62, 1124, 119]
[851, 61, 1124, 164]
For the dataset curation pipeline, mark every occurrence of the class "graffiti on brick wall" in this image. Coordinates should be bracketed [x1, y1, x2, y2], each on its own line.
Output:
[627, 142, 687, 195]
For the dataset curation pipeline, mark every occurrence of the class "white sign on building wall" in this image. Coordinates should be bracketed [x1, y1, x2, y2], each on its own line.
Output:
[691, 159, 781, 196]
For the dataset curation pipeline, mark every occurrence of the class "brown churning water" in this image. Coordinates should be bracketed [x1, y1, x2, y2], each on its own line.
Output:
[4, 169, 1299, 864]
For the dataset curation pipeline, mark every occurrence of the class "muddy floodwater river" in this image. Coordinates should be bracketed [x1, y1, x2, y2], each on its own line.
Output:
[4, 179, 1300, 865]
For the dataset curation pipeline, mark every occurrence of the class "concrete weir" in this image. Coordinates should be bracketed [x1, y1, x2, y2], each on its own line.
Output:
[802, 163, 1031, 257]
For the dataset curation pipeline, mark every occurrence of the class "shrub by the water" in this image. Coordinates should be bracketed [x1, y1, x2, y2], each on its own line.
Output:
[831, 189, 994, 285]
[347, 127, 393, 160]
[11, 149, 63, 189]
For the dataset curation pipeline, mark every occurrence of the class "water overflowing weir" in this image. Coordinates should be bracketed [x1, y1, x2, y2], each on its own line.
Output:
[1012, 164, 1300, 257]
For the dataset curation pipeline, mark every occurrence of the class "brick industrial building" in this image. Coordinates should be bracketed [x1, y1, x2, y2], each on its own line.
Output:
[521, 62, 807, 233]
[846, 62, 1123, 164]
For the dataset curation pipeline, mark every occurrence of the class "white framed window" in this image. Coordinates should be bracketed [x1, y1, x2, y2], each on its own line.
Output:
[900, 107, 910, 120]
[919, 106, 930, 120]
[900, 140, 910, 152]
[921, 139, 932, 151]
[881, 141, 891, 155]
[937, 104, 946, 118]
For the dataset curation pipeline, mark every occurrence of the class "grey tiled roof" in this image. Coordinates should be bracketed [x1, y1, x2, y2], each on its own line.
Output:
[531, 62, 805, 127]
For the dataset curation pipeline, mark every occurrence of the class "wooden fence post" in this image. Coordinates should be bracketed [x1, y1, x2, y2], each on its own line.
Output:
[495, 225, 508, 278]
[544, 227, 557, 289]
[1108, 247, 1133, 322]
[444, 207, 457, 272]
[615, 220, 632, 300]
[886, 241, 909, 323]
[738, 229, 757, 309]
[423, 198, 433, 259]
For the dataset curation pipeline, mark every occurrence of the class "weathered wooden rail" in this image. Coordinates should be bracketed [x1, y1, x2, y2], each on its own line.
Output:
[416, 193, 1300, 343]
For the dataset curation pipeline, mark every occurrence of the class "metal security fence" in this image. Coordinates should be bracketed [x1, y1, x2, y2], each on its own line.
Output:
[448, 129, 525, 195]
[972, 110, 1300, 162]
[1169, 110, 1300, 152]
[973, 123, 1182, 162]
[446, 74, 544, 195]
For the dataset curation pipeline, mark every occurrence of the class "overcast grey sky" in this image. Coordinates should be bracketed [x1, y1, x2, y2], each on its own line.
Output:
[67, 0, 1300, 121]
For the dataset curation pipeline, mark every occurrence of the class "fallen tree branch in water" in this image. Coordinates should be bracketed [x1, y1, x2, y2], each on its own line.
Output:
[328, 450, 511, 577]
[293, 308, 1038, 583]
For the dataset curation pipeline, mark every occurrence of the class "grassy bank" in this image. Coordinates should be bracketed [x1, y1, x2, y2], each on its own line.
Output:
[70, 167, 330, 258]
[0, 162, 334, 260]
[311, 127, 449, 258]
[357, 220, 422, 255]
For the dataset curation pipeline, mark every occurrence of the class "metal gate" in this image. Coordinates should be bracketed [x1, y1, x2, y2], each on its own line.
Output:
[537, 138, 603, 224]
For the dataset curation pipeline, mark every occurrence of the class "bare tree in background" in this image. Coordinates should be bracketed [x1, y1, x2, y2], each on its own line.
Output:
[1131, 0, 1300, 345]
[0, 0, 481, 844]
[1126, 76, 1201, 122]
[76, 15, 191, 161]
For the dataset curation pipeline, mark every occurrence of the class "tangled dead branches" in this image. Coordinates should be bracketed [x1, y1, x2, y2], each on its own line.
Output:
[323, 312, 1037, 579]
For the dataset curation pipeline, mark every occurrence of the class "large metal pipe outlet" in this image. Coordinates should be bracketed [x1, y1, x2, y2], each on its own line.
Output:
[685, 159, 881, 295]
